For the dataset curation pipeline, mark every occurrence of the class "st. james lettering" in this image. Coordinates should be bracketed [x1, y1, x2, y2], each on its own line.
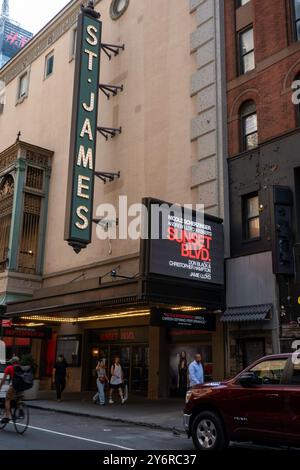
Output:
[64, 7, 102, 253]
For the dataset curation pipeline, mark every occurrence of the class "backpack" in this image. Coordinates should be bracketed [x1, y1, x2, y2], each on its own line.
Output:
[12, 365, 34, 392]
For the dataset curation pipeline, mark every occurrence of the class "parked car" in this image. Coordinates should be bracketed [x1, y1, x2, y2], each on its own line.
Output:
[184, 353, 300, 451]
[0, 362, 9, 400]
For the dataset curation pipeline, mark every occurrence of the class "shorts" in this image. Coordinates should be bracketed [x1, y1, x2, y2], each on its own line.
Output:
[110, 383, 123, 390]
[6, 385, 15, 400]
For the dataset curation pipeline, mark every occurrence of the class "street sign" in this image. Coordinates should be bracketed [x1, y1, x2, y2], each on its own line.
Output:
[1, 319, 12, 327]
[65, 5, 102, 253]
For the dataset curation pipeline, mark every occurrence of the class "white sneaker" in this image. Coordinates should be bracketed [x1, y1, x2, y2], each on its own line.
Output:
[109, 399, 114, 404]
[121, 398, 125, 404]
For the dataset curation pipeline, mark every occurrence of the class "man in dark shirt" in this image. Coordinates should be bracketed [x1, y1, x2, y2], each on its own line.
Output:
[52, 355, 68, 402]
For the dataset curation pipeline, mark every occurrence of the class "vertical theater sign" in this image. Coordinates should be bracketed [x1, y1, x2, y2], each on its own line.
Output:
[65, 3, 102, 253]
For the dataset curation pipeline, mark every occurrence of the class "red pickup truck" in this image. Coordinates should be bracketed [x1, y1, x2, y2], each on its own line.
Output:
[184, 353, 300, 451]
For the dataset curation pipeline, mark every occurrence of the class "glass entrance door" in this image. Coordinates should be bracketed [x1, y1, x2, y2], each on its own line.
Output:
[131, 345, 149, 393]
[89, 343, 149, 395]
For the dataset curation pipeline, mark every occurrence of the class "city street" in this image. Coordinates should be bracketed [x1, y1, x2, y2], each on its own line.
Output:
[0, 408, 298, 452]
[2, 0, 300, 458]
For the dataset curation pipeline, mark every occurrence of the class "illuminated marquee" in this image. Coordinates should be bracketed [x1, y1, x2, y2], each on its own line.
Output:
[65, 6, 102, 253]
[147, 200, 224, 285]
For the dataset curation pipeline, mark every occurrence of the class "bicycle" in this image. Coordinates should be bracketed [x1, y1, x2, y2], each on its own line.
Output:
[0, 393, 30, 434]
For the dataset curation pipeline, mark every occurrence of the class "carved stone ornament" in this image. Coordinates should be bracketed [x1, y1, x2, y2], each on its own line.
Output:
[0, 175, 14, 200]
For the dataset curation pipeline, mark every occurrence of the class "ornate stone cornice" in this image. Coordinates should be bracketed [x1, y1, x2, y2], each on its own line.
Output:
[0, 0, 101, 86]
[0, 141, 54, 173]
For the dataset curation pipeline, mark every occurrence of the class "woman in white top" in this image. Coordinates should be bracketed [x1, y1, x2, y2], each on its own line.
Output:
[109, 356, 125, 404]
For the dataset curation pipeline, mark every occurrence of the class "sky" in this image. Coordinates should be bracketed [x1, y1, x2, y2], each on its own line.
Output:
[8, 0, 71, 34]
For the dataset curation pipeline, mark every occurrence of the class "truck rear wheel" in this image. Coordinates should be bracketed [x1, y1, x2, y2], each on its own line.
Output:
[191, 411, 229, 451]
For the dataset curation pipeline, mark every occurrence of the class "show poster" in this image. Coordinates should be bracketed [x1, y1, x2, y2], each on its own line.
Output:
[169, 344, 213, 397]
[149, 203, 224, 285]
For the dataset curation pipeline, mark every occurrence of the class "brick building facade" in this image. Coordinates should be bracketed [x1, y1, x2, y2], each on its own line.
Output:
[223, 0, 300, 375]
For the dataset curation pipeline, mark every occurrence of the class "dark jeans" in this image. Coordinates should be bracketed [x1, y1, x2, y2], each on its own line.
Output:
[55, 377, 66, 399]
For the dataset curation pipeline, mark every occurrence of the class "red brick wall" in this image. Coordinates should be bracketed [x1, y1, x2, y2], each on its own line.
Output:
[225, 0, 300, 156]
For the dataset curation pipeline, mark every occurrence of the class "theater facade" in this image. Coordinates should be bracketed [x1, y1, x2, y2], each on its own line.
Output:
[6, 198, 225, 398]
[0, 0, 228, 399]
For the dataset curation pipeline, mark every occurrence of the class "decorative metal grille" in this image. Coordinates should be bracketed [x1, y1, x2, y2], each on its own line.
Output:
[18, 193, 41, 274]
[0, 174, 14, 272]
[26, 165, 44, 190]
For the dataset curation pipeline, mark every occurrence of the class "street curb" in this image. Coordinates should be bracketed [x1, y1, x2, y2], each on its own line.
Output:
[26, 403, 186, 435]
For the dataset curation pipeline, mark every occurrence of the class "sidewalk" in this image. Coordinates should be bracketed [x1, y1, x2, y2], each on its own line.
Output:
[25, 391, 186, 433]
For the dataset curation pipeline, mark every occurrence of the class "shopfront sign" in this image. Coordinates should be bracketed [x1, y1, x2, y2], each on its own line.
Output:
[65, 7, 102, 253]
[151, 308, 216, 331]
[1, 319, 12, 327]
[146, 200, 224, 285]
[89, 327, 149, 344]
[4, 327, 52, 339]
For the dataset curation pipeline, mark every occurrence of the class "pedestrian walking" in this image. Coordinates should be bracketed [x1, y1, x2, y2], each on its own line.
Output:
[109, 356, 126, 405]
[188, 353, 204, 388]
[52, 354, 69, 402]
[93, 359, 108, 405]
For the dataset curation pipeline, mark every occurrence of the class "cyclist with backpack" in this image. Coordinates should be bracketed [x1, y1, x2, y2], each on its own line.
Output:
[0, 355, 34, 424]
[0, 356, 20, 424]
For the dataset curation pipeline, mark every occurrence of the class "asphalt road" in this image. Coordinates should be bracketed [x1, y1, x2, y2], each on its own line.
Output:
[0, 408, 298, 452]
[0, 408, 192, 450]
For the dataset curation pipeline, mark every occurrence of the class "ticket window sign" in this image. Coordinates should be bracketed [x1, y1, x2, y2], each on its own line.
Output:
[64, 8, 102, 253]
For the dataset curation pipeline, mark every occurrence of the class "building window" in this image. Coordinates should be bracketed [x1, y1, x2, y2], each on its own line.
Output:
[18, 193, 41, 274]
[236, 0, 251, 7]
[0, 92, 5, 115]
[45, 52, 54, 79]
[243, 193, 260, 240]
[18, 165, 45, 274]
[26, 166, 44, 191]
[238, 27, 255, 74]
[294, 73, 300, 126]
[293, 0, 300, 40]
[17, 72, 29, 101]
[240, 101, 258, 151]
[110, 0, 129, 20]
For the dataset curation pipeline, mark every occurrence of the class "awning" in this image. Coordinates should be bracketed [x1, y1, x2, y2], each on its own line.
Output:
[221, 304, 272, 323]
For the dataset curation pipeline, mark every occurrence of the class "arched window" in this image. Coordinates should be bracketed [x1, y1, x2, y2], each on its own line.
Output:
[0, 174, 14, 272]
[293, 0, 300, 40]
[239, 100, 258, 151]
[294, 72, 300, 127]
